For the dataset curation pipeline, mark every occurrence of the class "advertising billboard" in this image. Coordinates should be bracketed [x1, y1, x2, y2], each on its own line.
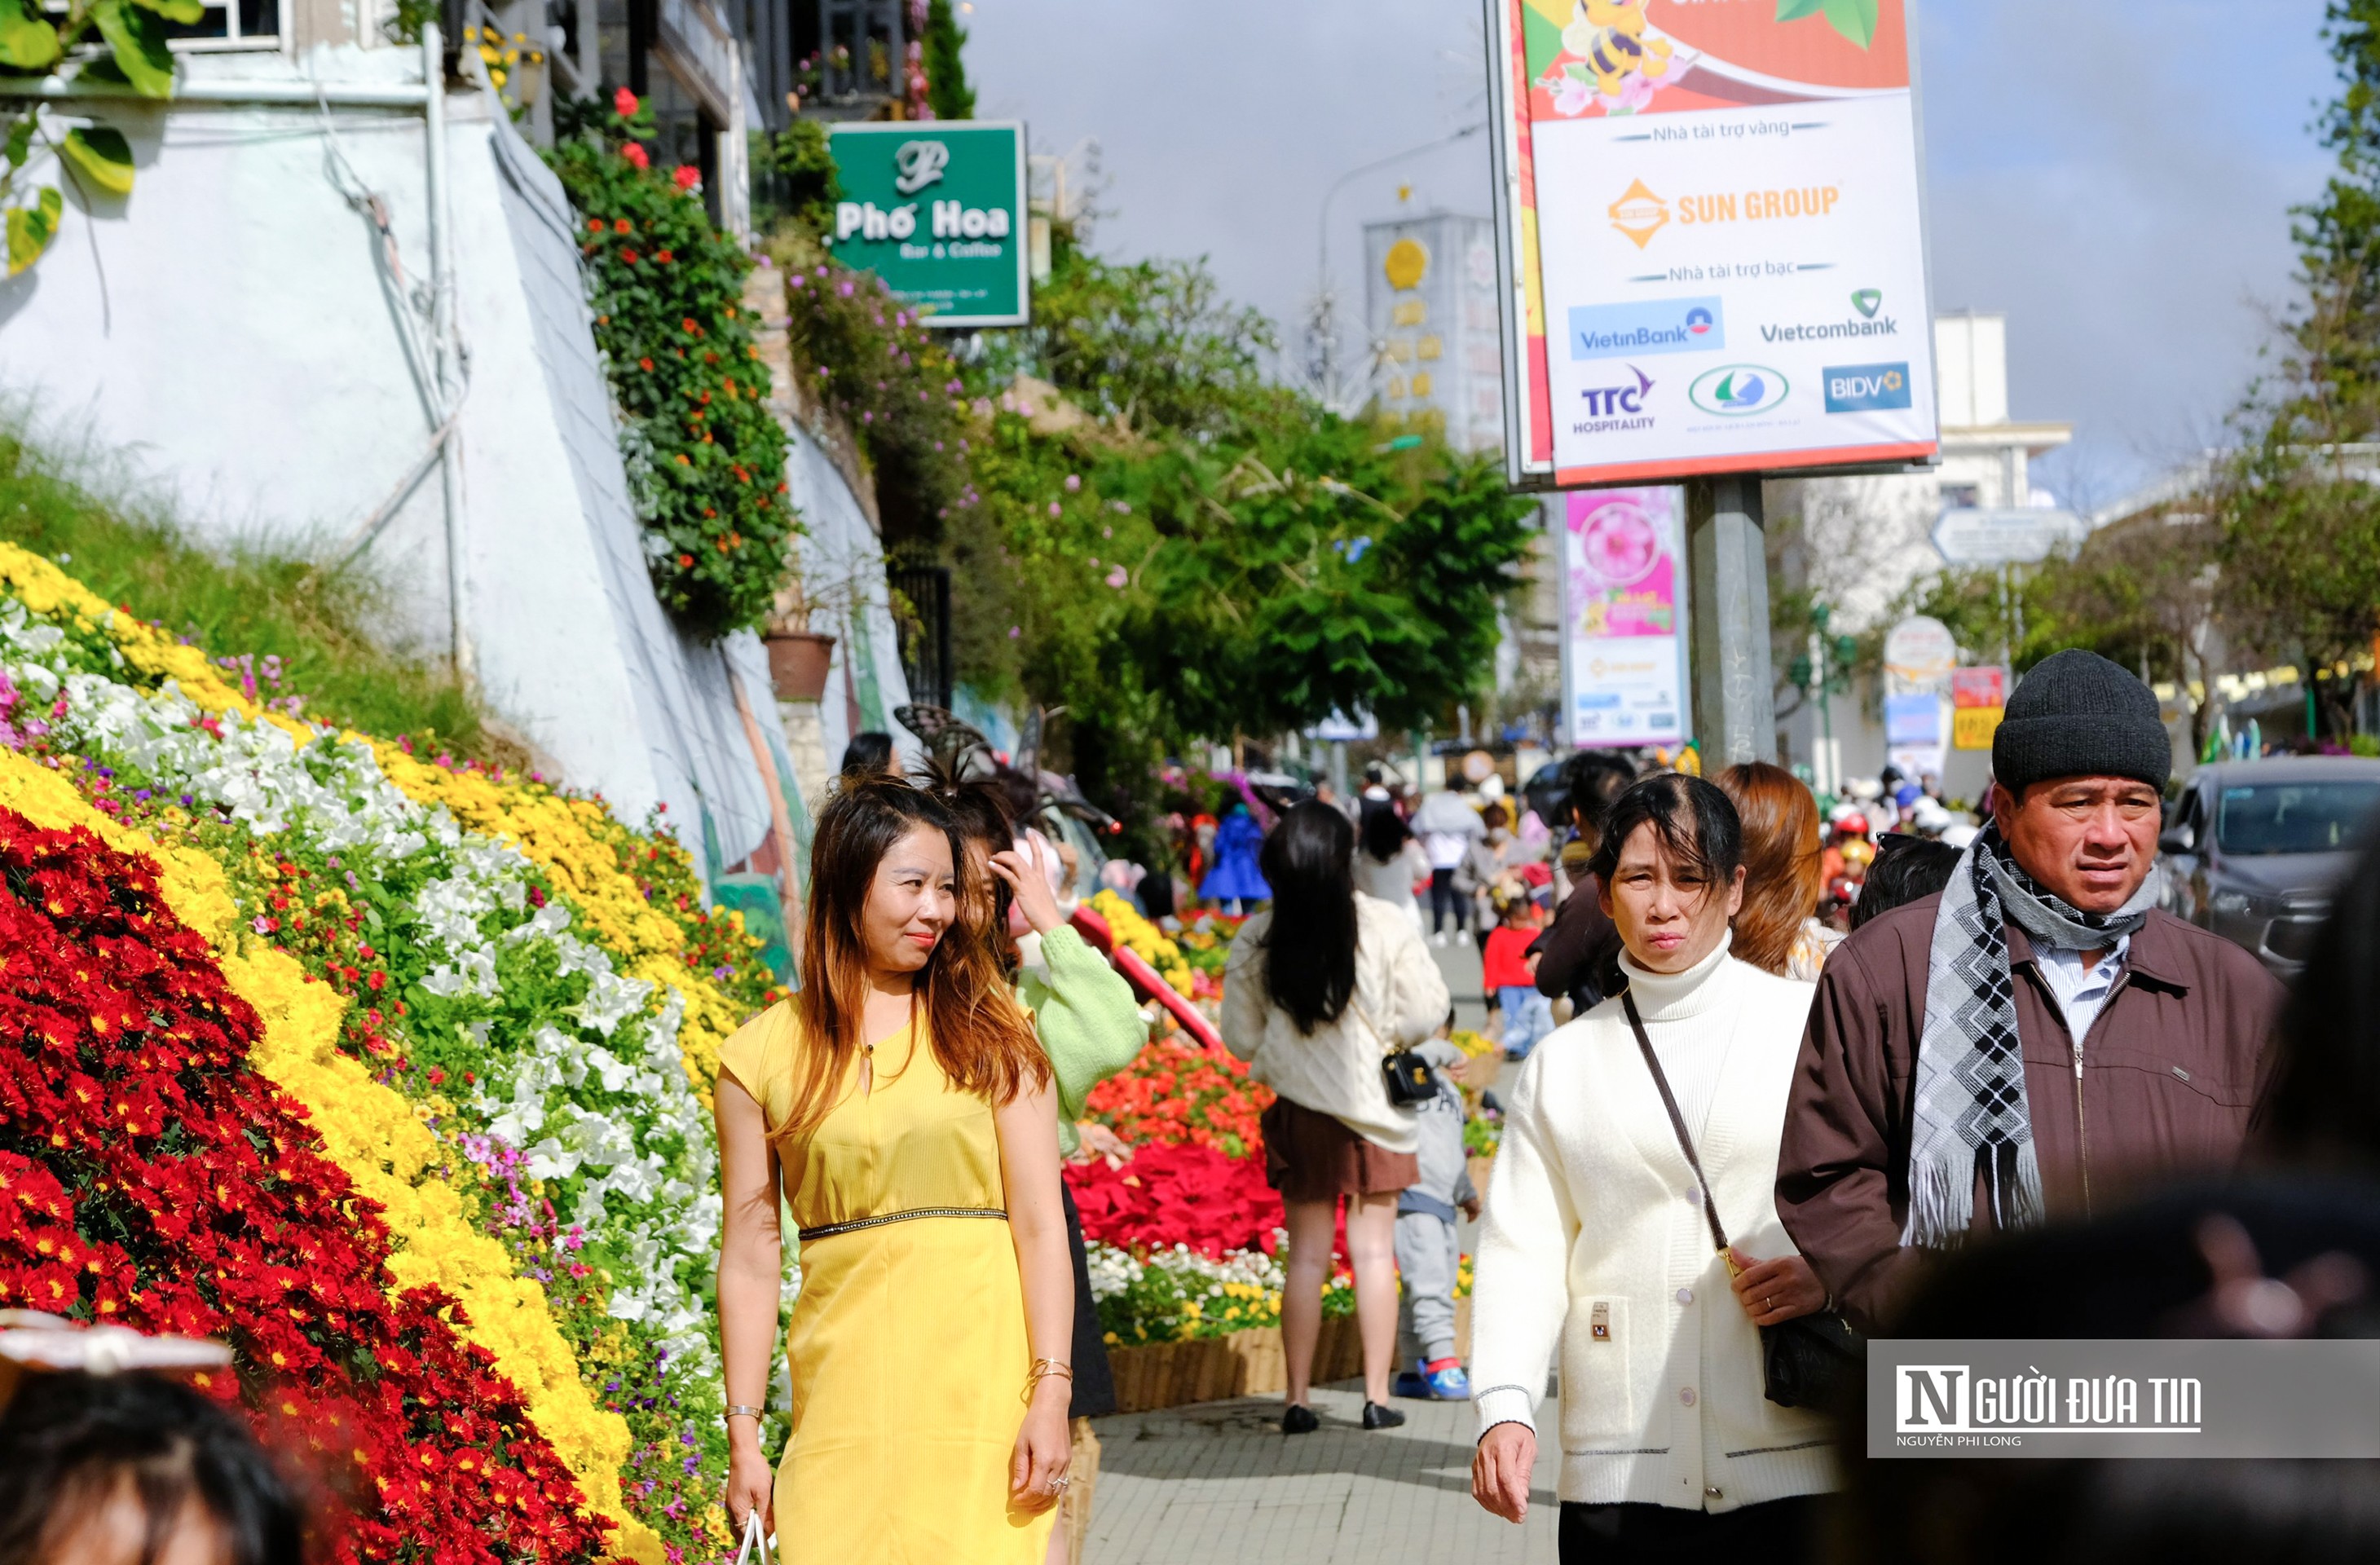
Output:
[826, 122, 1029, 327]
[1486, 0, 1937, 487]
[1562, 487, 1690, 747]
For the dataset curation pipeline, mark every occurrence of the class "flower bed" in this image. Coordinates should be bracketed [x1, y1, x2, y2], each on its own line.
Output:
[1090, 888, 1195, 999]
[0, 800, 612, 1565]
[0, 544, 791, 1563]
[1079, 1036, 1270, 1158]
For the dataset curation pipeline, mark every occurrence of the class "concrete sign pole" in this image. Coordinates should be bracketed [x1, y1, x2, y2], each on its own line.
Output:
[1686, 474, 1776, 766]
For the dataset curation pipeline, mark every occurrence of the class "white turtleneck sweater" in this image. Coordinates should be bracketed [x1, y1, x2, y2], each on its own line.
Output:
[1468, 933, 1837, 1513]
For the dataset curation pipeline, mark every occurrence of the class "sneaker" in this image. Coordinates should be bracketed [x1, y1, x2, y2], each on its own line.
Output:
[1360, 1400, 1407, 1431]
[1391, 1369, 1430, 1400]
[1421, 1359, 1471, 1400]
[1282, 1403, 1320, 1435]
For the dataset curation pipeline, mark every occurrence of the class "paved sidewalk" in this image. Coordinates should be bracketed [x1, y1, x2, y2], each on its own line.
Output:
[1429, 928, 1491, 1034]
[1084, 1382, 1559, 1563]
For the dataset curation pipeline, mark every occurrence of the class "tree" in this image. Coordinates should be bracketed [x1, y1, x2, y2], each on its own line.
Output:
[978, 240, 1276, 437]
[945, 245, 1536, 851]
[921, 0, 976, 121]
[2030, 510, 2226, 756]
[2215, 0, 2380, 738]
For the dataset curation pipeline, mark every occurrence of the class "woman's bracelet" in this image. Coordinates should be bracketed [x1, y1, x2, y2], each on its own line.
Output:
[1022, 1358, 1073, 1403]
[724, 1404, 765, 1423]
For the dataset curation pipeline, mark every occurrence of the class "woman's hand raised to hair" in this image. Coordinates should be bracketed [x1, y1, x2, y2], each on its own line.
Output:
[1728, 1248, 1827, 1326]
[989, 839, 1067, 936]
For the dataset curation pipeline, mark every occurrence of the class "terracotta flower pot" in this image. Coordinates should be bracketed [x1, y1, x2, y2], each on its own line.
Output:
[764, 631, 835, 702]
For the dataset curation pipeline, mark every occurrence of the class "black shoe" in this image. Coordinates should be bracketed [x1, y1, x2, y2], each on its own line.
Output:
[1282, 1404, 1320, 1435]
[1361, 1400, 1406, 1431]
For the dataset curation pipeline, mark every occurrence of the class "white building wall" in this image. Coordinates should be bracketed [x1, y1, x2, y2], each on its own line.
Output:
[0, 52, 902, 881]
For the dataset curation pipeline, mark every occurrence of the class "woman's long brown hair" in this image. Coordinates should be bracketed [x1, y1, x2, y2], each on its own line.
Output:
[772, 773, 1047, 1148]
[1716, 760, 1823, 976]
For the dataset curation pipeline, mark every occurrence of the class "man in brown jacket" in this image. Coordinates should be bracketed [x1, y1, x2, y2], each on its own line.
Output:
[1776, 650, 2285, 1333]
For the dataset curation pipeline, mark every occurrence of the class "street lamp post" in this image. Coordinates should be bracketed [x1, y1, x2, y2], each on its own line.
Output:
[1307, 122, 1485, 403]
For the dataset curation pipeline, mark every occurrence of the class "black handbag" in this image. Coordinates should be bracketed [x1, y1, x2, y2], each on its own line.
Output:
[1382, 1047, 1440, 1107]
[1622, 992, 1862, 1411]
[1350, 990, 1442, 1108]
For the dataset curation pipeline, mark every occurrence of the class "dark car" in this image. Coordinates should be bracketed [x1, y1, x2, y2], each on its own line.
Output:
[2158, 756, 2380, 976]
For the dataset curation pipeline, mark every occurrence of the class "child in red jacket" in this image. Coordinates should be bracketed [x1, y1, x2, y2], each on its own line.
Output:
[1480, 885, 1554, 1060]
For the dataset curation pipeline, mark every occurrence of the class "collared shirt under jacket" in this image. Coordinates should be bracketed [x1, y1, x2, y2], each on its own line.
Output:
[1775, 895, 2285, 1334]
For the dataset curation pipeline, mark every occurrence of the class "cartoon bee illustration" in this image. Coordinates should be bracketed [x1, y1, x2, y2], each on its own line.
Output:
[1560, 0, 1676, 101]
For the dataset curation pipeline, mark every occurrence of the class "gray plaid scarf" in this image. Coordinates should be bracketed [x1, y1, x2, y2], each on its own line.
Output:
[1902, 826, 2162, 1248]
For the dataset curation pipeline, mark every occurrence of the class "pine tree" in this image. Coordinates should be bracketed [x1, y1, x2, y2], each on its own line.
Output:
[923, 0, 976, 121]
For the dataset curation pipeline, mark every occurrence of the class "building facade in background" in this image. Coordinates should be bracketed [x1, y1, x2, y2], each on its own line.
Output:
[1775, 311, 2074, 799]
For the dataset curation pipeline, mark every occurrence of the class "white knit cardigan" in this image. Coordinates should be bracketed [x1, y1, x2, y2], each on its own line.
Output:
[1468, 936, 1837, 1511]
[1220, 893, 1450, 1154]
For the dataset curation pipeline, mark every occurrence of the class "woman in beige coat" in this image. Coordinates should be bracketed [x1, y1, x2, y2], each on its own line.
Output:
[1223, 801, 1451, 1434]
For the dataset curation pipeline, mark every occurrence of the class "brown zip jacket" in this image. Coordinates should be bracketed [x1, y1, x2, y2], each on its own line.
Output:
[1774, 893, 2285, 1334]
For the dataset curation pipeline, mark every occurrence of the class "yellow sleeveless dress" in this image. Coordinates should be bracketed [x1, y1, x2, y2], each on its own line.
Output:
[717, 1003, 1054, 1562]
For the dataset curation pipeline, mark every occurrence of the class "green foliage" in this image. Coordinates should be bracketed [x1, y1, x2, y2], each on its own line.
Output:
[1, 0, 166, 275]
[4, 183, 56, 275]
[545, 91, 800, 639]
[2211, 0, 2380, 738]
[922, 0, 976, 121]
[980, 242, 1277, 436]
[90, 0, 173, 96]
[61, 126, 132, 196]
[0, 425, 504, 760]
[768, 226, 973, 541]
[953, 397, 1534, 841]
[750, 118, 841, 235]
[0, 0, 62, 68]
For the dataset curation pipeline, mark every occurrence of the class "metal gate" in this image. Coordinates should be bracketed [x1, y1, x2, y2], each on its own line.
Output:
[888, 564, 952, 713]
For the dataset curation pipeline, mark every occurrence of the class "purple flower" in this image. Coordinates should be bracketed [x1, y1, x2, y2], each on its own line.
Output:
[1064, 474, 1081, 492]
[1106, 565, 1130, 589]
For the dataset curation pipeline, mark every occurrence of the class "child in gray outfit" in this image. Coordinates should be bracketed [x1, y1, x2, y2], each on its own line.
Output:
[1393, 1025, 1479, 1400]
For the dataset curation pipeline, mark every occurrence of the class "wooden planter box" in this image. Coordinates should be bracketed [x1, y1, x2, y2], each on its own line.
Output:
[1107, 1316, 1368, 1414]
[762, 631, 836, 702]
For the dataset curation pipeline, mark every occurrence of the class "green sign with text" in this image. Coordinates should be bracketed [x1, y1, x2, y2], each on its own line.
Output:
[826, 122, 1029, 328]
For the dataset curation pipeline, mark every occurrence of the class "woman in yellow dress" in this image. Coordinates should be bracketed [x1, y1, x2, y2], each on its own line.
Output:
[715, 774, 1075, 1560]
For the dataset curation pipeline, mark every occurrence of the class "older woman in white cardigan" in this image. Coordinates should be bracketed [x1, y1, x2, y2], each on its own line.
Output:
[1223, 800, 1450, 1435]
[1469, 774, 1834, 1564]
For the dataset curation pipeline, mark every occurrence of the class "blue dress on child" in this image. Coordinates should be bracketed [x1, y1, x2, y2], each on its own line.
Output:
[1198, 805, 1272, 903]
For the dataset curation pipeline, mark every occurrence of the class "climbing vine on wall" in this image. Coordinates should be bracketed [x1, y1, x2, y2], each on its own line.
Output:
[547, 90, 799, 639]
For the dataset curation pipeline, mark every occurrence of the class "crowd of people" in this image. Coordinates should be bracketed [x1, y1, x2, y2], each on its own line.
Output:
[9, 649, 2380, 1565]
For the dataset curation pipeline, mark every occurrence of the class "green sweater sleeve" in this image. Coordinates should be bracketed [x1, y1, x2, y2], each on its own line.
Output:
[1021, 924, 1149, 1155]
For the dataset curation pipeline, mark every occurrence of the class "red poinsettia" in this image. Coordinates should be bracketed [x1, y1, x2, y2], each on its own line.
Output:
[1064, 1141, 1284, 1259]
[0, 809, 610, 1565]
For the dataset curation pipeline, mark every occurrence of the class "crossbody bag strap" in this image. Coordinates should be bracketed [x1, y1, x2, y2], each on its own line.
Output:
[1621, 990, 1730, 1255]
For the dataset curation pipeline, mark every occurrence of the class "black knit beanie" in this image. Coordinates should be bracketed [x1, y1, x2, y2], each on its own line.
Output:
[1992, 649, 2171, 795]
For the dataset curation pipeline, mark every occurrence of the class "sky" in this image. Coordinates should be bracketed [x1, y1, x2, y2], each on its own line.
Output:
[962, 0, 2339, 508]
